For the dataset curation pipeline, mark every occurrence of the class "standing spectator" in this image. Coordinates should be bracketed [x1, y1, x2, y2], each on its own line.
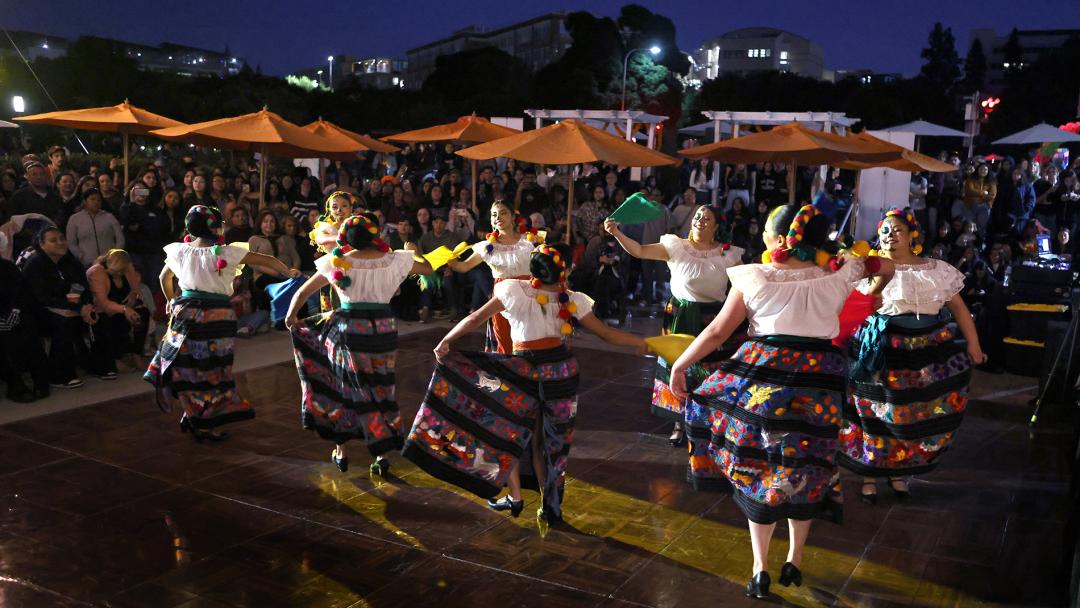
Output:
[86, 249, 148, 373]
[8, 160, 63, 225]
[290, 176, 320, 222]
[55, 172, 80, 226]
[1002, 168, 1036, 234]
[118, 183, 169, 287]
[20, 227, 115, 387]
[415, 207, 432, 237]
[418, 215, 462, 322]
[689, 159, 714, 200]
[183, 172, 212, 210]
[958, 163, 996, 234]
[46, 145, 67, 181]
[66, 188, 124, 267]
[281, 214, 315, 273]
[724, 164, 752, 211]
[97, 172, 123, 213]
[209, 173, 229, 207]
[754, 162, 784, 208]
[909, 171, 929, 232]
[1032, 163, 1059, 231]
[670, 188, 699, 238]
[161, 189, 186, 240]
[0, 257, 49, 401]
[137, 166, 163, 207]
[573, 185, 608, 245]
[1049, 171, 1080, 252]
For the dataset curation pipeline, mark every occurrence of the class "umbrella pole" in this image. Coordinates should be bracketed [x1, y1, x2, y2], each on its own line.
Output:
[259, 145, 267, 211]
[471, 159, 478, 214]
[122, 130, 129, 191]
[850, 171, 862, 238]
[788, 159, 796, 205]
[565, 168, 573, 244]
[319, 158, 326, 195]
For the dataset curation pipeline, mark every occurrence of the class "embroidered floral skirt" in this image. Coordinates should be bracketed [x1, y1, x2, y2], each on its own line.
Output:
[839, 313, 971, 477]
[403, 345, 578, 519]
[290, 307, 403, 455]
[691, 336, 847, 524]
[144, 296, 254, 429]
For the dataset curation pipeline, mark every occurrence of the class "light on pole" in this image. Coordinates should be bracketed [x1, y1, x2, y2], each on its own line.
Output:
[317, 69, 323, 86]
[327, 55, 334, 88]
[621, 45, 661, 111]
[11, 95, 25, 114]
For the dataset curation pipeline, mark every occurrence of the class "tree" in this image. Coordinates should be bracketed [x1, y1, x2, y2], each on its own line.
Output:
[919, 22, 961, 92]
[422, 47, 531, 119]
[1002, 28, 1023, 70]
[962, 38, 987, 93]
[533, 11, 624, 108]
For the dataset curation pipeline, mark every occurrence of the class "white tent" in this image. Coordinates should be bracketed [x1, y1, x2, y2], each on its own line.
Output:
[992, 123, 1080, 145]
[879, 120, 968, 138]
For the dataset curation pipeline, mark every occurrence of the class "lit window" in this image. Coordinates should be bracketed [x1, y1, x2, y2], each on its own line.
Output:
[747, 49, 755, 58]
[41, 42, 49, 49]
[780, 60, 788, 65]
[780, 51, 788, 60]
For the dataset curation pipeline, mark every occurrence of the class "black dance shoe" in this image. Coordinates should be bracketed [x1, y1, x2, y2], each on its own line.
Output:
[369, 457, 390, 477]
[779, 562, 802, 587]
[745, 571, 771, 599]
[331, 451, 349, 472]
[180, 418, 229, 443]
[487, 495, 524, 517]
[668, 427, 686, 448]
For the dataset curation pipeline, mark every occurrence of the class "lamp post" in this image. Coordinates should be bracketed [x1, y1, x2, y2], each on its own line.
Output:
[316, 69, 323, 86]
[621, 45, 661, 111]
[327, 55, 334, 88]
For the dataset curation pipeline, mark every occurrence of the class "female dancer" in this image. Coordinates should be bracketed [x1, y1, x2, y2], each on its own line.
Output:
[840, 208, 986, 502]
[670, 204, 893, 598]
[309, 191, 355, 312]
[447, 200, 539, 353]
[403, 243, 646, 522]
[605, 204, 743, 490]
[286, 214, 432, 475]
[145, 206, 299, 441]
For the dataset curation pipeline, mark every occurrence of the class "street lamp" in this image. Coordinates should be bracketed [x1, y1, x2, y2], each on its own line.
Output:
[621, 45, 661, 111]
[317, 69, 323, 86]
[11, 96, 25, 114]
[327, 55, 334, 88]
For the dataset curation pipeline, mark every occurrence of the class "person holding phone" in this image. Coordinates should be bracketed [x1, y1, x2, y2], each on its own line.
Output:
[20, 227, 117, 387]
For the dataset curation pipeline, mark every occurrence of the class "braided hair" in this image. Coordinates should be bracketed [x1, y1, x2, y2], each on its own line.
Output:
[328, 213, 390, 289]
[762, 203, 841, 268]
[529, 242, 578, 336]
[183, 205, 229, 271]
[876, 208, 924, 255]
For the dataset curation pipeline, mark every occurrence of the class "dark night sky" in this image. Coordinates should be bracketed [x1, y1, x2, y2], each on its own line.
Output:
[5, 0, 1079, 76]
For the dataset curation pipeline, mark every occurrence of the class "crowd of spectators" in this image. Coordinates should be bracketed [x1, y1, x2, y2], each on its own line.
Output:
[1, 139, 1078, 402]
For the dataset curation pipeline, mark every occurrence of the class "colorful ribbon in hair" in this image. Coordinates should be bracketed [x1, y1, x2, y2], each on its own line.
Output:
[328, 214, 389, 289]
[531, 245, 576, 336]
[877, 208, 923, 255]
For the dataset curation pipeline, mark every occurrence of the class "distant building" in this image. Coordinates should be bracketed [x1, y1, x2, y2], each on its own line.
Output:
[833, 69, 902, 86]
[691, 27, 826, 81]
[969, 28, 1080, 93]
[404, 12, 571, 90]
[0, 30, 243, 78]
[291, 56, 407, 89]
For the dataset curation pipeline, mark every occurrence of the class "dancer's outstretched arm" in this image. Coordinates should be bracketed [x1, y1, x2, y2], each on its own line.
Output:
[284, 273, 330, 330]
[604, 219, 669, 261]
[433, 297, 505, 363]
[669, 292, 748, 399]
[945, 295, 987, 364]
[577, 313, 647, 353]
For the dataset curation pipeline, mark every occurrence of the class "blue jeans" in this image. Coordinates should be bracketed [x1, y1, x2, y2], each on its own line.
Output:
[468, 266, 494, 311]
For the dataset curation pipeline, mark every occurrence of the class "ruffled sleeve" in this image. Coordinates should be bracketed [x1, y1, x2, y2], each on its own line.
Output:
[314, 253, 333, 279]
[471, 241, 488, 259]
[659, 234, 683, 260]
[935, 259, 966, 300]
[570, 290, 594, 319]
[726, 264, 767, 300]
[836, 257, 869, 285]
[223, 245, 248, 277]
[493, 279, 515, 310]
[391, 250, 417, 283]
[163, 242, 185, 269]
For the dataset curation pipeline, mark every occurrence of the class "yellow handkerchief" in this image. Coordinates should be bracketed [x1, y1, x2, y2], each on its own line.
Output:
[645, 334, 696, 363]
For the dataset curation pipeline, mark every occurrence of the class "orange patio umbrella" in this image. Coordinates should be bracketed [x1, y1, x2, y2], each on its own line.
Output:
[152, 107, 362, 209]
[458, 119, 678, 242]
[384, 115, 521, 213]
[303, 118, 400, 188]
[680, 122, 896, 205]
[15, 99, 185, 189]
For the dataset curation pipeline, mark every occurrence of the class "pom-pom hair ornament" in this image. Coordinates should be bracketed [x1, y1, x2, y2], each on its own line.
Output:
[760, 204, 843, 269]
[704, 204, 735, 255]
[484, 212, 540, 253]
[532, 244, 576, 336]
[876, 208, 924, 255]
[184, 205, 228, 273]
[329, 214, 390, 289]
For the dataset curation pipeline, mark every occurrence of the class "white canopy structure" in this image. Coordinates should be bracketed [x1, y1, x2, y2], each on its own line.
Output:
[879, 119, 968, 138]
[992, 123, 1080, 145]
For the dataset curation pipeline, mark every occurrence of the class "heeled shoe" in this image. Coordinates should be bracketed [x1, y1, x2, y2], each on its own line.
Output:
[331, 450, 349, 472]
[860, 480, 878, 505]
[779, 562, 802, 587]
[745, 571, 771, 599]
[179, 419, 229, 443]
[487, 495, 524, 517]
[668, 427, 686, 448]
[889, 477, 910, 501]
[369, 457, 390, 477]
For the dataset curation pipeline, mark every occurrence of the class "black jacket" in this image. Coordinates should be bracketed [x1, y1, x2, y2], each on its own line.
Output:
[19, 249, 91, 313]
[118, 202, 170, 255]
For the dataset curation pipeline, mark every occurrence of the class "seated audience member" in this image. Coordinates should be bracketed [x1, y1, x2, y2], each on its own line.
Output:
[20, 227, 115, 388]
[0, 257, 49, 402]
[224, 206, 254, 243]
[248, 211, 300, 311]
[417, 215, 461, 322]
[87, 249, 149, 373]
